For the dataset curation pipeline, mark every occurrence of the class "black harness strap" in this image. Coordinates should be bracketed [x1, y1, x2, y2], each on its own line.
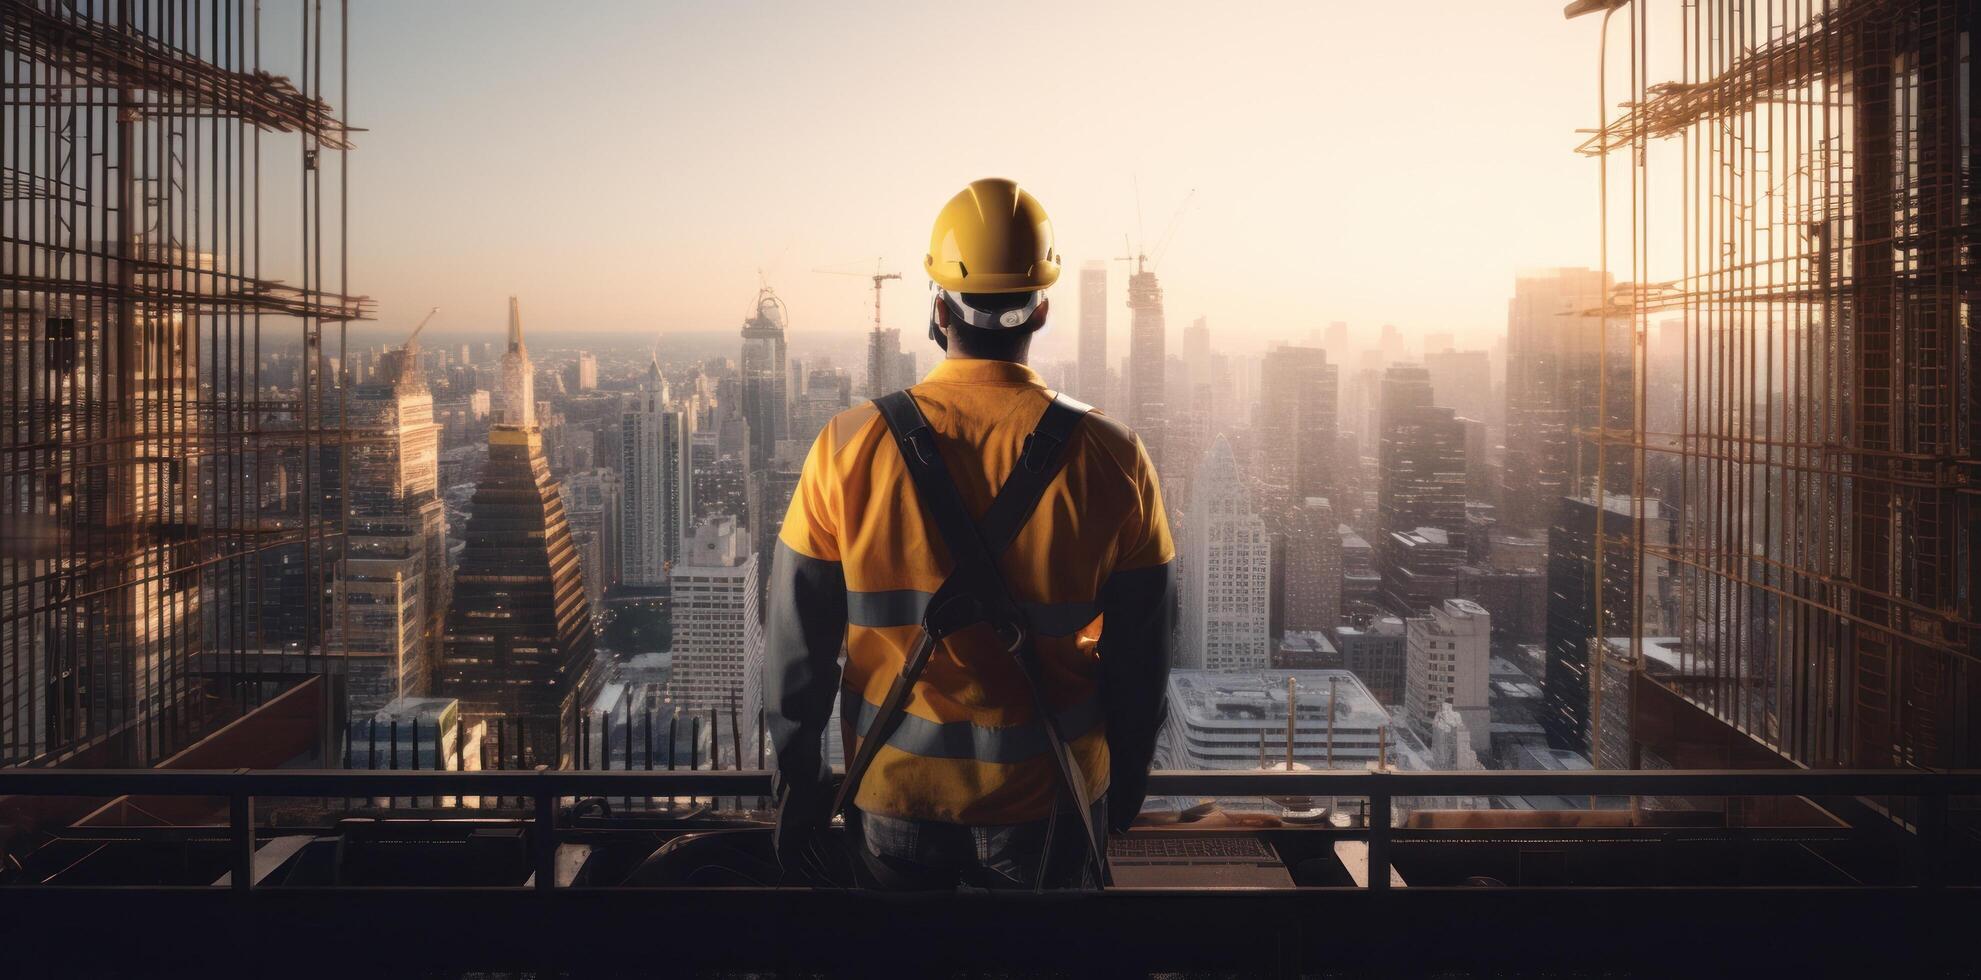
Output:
[833, 389, 1108, 884]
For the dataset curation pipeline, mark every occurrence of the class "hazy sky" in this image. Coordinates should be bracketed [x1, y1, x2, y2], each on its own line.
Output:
[343, 1, 1611, 358]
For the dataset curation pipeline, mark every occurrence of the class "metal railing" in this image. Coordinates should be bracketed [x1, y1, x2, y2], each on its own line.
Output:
[1, 767, 1972, 893]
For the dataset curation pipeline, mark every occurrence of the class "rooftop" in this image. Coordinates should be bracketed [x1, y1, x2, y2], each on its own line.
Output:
[1168, 669, 1391, 732]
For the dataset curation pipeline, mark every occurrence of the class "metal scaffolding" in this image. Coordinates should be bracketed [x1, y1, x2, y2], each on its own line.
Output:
[1587, 0, 1976, 769]
[2, 0, 366, 766]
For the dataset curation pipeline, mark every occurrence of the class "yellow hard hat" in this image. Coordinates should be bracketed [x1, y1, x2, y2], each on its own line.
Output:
[924, 178, 1060, 294]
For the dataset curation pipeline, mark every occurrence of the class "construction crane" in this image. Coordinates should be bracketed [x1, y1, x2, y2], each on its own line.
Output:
[1115, 188, 1196, 276]
[402, 306, 440, 348]
[813, 259, 901, 333]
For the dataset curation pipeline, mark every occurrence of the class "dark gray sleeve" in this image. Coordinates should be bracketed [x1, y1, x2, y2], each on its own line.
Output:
[762, 540, 847, 804]
[1096, 560, 1178, 832]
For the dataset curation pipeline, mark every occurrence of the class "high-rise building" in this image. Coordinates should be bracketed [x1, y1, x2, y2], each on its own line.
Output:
[560, 468, 621, 613]
[574, 350, 598, 391]
[1180, 436, 1271, 672]
[795, 365, 852, 440]
[1124, 258, 1167, 468]
[1282, 497, 1342, 634]
[1502, 268, 1629, 531]
[1077, 261, 1108, 407]
[1543, 494, 1672, 755]
[619, 359, 691, 587]
[739, 285, 789, 471]
[864, 327, 907, 400]
[1259, 346, 1339, 507]
[335, 344, 450, 721]
[497, 297, 534, 428]
[1327, 617, 1408, 707]
[1376, 365, 1468, 615]
[1405, 599, 1491, 756]
[1600, 2, 1978, 774]
[665, 517, 761, 714]
[1423, 349, 1493, 433]
[440, 313, 598, 770]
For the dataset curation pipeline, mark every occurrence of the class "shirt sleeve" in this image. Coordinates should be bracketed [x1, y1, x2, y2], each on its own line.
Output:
[764, 424, 848, 806]
[1096, 432, 1177, 831]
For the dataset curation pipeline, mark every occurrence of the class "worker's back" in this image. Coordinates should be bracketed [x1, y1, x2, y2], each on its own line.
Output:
[775, 358, 1171, 824]
[763, 178, 1175, 890]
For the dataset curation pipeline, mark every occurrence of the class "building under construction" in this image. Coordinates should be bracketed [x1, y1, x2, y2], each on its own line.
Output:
[1577, 0, 1977, 771]
[2, 0, 363, 767]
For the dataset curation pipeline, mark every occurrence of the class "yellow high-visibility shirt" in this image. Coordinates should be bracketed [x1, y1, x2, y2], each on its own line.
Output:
[765, 357, 1176, 825]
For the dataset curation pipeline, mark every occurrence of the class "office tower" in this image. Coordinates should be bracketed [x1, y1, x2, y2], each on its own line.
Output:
[865, 327, 907, 399]
[620, 360, 691, 587]
[1157, 670, 1406, 771]
[0, 2, 356, 767]
[1179, 437, 1271, 672]
[1502, 268, 1628, 531]
[1456, 416, 1494, 505]
[794, 365, 852, 441]
[1327, 617, 1408, 707]
[739, 285, 789, 471]
[1258, 346, 1339, 506]
[1077, 261, 1108, 407]
[1375, 365, 1468, 614]
[1423, 349, 1493, 434]
[441, 314, 599, 770]
[497, 297, 534, 428]
[665, 517, 761, 714]
[335, 345, 450, 720]
[1340, 525, 1379, 606]
[1405, 599, 1491, 755]
[1283, 497, 1342, 633]
[1454, 564, 1545, 644]
[1124, 257, 1167, 468]
[1543, 494, 1671, 755]
[560, 468, 621, 613]
[1377, 323, 1404, 366]
[690, 429, 749, 524]
[574, 351, 598, 391]
[1322, 321, 1350, 359]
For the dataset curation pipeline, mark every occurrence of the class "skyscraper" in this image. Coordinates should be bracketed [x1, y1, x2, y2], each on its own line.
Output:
[1282, 497, 1342, 634]
[1180, 436, 1271, 672]
[665, 517, 761, 715]
[619, 359, 691, 587]
[1258, 345, 1340, 507]
[335, 343, 449, 720]
[1502, 268, 1627, 531]
[1376, 365, 1468, 615]
[1405, 599, 1491, 756]
[739, 285, 790, 471]
[864, 326, 907, 399]
[1077, 261, 1108, 407]
[1125, 258, 1167, 469]
[497, 296, 534, 428]
[1543, 493, 1672, 756]
[441, 306, 598, 769]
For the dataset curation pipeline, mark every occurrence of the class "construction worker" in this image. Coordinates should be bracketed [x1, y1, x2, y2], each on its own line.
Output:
[763, 178, 1177, 889]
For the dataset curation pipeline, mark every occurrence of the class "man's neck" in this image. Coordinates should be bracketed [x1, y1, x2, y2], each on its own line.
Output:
[944, 341, 1031, 365]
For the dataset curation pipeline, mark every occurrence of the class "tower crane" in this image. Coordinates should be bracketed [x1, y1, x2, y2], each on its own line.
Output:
[1115, 188, 1196, 276]
[813, 259, 902, 333]
[402, 306, 440, 349]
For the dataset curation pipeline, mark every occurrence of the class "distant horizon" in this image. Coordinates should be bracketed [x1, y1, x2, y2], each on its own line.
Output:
[330, 1, 1616, 360]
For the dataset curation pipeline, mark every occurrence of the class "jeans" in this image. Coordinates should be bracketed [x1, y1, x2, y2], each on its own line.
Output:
[849, 801, 1107, 890]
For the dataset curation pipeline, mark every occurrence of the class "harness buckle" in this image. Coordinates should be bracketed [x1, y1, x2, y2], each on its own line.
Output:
[905, 427, 938, 467]
[1019, 431, 1063, 473]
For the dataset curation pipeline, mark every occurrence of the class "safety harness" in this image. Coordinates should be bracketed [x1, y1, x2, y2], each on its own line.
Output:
[830, 387, 1110, 887]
